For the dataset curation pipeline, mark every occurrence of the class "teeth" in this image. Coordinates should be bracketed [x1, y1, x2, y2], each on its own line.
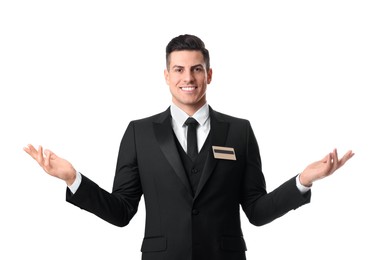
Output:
[182, 87, 196, 91]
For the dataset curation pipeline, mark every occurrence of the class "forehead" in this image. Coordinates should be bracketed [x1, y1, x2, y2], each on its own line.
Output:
[168, 50, 205, 67]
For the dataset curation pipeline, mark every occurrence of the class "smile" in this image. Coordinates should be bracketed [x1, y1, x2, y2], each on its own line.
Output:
[180, 86, 197, 92]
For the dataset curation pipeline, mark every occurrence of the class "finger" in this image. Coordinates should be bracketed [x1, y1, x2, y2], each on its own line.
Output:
[331, 148, 339, 172]
[339, 150, 355, 166]
[37, 145, 44, 167]
[23, 145, 31, 155]
[45, 149, 57, 160]
[324, 153, 332, 170]
[333, 148, 338, 161]
[23, 144, 30, 151]
[321, 153, 330, 163]
[24, 144, 37, 158]
[44, 149, 52, 168]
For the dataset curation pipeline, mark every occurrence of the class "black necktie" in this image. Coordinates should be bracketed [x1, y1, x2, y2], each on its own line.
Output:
[185, 117, 199, 160]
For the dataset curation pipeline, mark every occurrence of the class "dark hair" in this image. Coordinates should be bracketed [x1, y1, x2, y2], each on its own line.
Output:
[165, 34, 210, 71]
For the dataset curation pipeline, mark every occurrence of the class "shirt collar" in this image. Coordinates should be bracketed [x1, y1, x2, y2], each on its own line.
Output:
[170, 103, 210, 127]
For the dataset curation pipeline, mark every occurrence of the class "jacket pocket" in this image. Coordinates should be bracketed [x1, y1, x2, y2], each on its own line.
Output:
[141, 236, 167, 252]
[220, 236, 247, 251]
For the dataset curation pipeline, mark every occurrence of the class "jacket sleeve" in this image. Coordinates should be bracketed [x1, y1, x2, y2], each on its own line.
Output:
[240, 121, 311, 226]
[66, 121, 143, 227]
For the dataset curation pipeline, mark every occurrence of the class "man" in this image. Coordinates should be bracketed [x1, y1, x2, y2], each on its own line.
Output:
[24, 34, 354, 260]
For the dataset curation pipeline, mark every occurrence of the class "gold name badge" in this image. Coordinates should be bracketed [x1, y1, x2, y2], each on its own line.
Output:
[212, 146, 236, 161]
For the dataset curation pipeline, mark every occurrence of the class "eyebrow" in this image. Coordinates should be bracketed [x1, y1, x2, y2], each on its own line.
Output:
[171, 64, 204, 70]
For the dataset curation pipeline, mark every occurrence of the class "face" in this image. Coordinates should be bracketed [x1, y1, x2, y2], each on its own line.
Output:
[164, 50, 212, 116]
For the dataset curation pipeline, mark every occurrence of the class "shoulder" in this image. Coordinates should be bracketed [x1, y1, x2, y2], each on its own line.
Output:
[120, 108, 170, 137]
[129, 108, 170, 125]
[210, 107, 250, 125]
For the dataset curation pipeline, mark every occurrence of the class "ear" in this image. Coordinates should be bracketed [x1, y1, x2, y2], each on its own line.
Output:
[207, 68, 213, 84]
[164, 69, 169, 84]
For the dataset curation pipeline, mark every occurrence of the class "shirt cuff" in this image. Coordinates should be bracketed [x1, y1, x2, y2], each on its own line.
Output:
[296, 174, 311, 194]
[68, 171, 82, 194]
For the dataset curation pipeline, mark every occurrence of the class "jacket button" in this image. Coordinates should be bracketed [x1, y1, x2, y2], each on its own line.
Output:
[192, 209, 199, 215]
[191, 168, 198, 174]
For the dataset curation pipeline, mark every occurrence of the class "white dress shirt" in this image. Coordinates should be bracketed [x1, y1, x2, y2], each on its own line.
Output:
[69, 103, 310, 194]
[170, 102, 210, 153]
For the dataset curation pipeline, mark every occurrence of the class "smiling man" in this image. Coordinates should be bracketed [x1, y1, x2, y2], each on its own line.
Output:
[24, 34, 354, 260]
[164, 45, 212, 116]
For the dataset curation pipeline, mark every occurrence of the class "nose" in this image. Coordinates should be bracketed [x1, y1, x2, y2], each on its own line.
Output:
[183, 70, 194, 83]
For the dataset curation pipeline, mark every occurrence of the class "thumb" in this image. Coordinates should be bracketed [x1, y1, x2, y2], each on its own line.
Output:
[321, 153, 331, 163]
[44, 149, 57, 159]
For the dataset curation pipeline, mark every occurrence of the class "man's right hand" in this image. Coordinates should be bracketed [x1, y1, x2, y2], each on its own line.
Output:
[24, 144, 76, 186]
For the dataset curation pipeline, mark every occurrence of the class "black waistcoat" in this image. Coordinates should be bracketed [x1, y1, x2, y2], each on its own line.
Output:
[174, 134, 211, 196]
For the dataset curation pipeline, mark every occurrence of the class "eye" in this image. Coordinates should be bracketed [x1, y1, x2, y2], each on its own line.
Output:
[193, 66, 204, 72]
[173, 68, 183, 73]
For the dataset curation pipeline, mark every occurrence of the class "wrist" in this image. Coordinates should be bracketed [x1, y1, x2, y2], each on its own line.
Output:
[65, 169, 77, 186]
[299, 173, 313, 188]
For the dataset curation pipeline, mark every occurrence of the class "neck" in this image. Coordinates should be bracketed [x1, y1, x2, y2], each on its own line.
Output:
[173, 101, 206, 116]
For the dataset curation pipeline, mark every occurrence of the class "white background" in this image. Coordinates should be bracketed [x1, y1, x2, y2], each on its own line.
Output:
[1, 1, 389, 259]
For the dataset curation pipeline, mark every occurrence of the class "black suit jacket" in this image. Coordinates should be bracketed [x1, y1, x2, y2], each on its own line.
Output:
[67, 106, 310, 260]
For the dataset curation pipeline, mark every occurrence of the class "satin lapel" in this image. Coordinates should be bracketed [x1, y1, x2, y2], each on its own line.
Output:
[194, 109, 229, 200]
[153, 109, 193, 196]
